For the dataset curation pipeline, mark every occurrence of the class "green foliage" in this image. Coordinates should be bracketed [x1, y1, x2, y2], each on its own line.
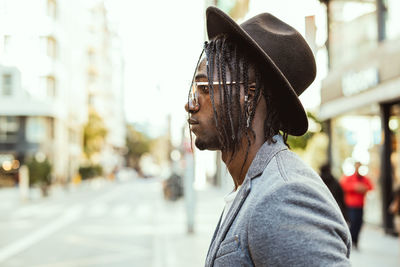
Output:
[287, 131, 313, 150]
[26, 157, 52, 186]
[126, 125, 152, 169]
[78, 164, 103, 180]
[83, 110, 108, 161]
[287, 111, 324, 150]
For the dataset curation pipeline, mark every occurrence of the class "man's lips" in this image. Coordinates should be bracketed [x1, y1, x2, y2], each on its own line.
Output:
[188, 118, 199, 125]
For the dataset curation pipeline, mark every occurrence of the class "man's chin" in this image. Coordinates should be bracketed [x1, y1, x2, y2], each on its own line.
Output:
[194, 138, 220, 151]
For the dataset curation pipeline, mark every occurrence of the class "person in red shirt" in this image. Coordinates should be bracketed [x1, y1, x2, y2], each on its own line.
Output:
[340, 161, 373, 249]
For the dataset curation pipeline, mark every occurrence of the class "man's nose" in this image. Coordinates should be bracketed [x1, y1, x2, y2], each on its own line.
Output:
[184, 99, 199, 113]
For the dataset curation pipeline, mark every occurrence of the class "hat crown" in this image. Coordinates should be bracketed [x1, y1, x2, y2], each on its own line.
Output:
[240, 13, 316, 96]
[205, 7, 316, 135]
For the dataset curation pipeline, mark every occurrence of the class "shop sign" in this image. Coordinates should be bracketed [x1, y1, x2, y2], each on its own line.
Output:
[341, 67, 379, 97]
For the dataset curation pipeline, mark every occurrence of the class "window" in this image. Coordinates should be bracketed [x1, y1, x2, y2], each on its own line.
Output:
[2, 74, 13, 96]
[41, 36, 57, 58]
[386, 0, 400, 40]
[48, 118, 55, 140]
[0, 116, 19, 142]
[47, 0, 57, 19]
[88, 67, 97, 84]
[331, 113, 382, 225]
[329, 0, 377, 69]
[47, 36, 57, 58]
[3, 35, 11, 53]
[26, 117, 46, 143]
[46, 76, 56, 97]
[39, 76, 56, 98]
[88, 47, 95, 63]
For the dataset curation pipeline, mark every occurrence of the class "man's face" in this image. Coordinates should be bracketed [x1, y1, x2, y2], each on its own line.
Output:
[355, 162, 361, 174]
[185, 58, 222, 151]
[185, 57, 257, 151]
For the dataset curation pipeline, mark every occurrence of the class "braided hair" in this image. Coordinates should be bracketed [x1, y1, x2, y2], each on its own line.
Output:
[189, 35, 289, 185]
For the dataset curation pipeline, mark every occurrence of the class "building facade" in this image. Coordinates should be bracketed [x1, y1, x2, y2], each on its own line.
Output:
[319, 0, 400, 233]
[0, 0, 125, 184]
[85, 1, 126, 176]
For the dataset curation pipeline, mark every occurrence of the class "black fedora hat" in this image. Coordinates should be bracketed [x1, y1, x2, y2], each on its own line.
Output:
[206, 7, 316, 136]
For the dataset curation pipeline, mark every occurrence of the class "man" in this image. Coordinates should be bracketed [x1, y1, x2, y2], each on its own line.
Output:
[340, 161, 373, 249]
[185, 7, 351, 266]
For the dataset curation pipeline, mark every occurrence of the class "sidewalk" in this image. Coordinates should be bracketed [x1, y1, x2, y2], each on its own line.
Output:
[153, 185, 226, 267]
[154, 185, 400, 267]
[351, 224, 400, 266]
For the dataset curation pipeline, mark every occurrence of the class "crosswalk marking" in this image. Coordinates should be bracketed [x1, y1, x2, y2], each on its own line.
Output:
[7, 203, 142, 220]
[0, 204, 83, 263]
[87, 203, 108, 217]
[110, 204, 131, 218]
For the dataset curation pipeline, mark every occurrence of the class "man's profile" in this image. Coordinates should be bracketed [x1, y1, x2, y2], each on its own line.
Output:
[185, 7, 351, 266]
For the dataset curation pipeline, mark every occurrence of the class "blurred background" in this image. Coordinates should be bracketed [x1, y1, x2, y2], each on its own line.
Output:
[0, 0, 399, 266]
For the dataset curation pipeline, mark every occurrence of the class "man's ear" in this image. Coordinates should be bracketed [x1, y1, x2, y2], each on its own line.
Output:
[248, 83, 256, 96]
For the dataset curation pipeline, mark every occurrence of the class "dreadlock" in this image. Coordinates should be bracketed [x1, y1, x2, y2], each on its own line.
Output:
[188, 35, 290, 187]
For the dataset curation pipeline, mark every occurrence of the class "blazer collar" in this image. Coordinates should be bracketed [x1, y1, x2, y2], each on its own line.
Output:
[206, 135, 288, 266]
[246, 134, 288, 179]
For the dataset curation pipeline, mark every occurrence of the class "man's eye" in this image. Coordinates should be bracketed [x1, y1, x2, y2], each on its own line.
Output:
[198, 85, 209, 93]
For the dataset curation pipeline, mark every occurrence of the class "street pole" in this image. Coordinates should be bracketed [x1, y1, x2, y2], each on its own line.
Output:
[19, 165, 29, 201]
[183, 140, 195, 234]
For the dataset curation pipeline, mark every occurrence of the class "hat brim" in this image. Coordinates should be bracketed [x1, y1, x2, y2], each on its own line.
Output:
[206, 7, 308, 136]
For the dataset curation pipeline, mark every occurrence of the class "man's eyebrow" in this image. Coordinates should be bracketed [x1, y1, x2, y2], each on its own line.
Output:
[195, 73, 207, 80]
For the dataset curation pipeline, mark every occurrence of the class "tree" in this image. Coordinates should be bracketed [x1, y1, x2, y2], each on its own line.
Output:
[26, 157, 52, 186]
[26, 156, 52, 196]
[83, 109, 108, 162]
[125, 125, 152, 172]
[286, 111, 330, 171]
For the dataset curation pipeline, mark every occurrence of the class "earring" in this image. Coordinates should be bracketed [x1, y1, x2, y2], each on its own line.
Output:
[246, 105, 251, 128]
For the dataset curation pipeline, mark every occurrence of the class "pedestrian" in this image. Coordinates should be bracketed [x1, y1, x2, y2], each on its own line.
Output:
[185, 7, 351, 266]
[320, 163, 348, 221]
[340, 161, 373, 249]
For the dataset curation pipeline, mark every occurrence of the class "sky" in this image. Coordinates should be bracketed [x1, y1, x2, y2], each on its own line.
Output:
[105, 0, 326, 140]
[105, 0, 205, 141]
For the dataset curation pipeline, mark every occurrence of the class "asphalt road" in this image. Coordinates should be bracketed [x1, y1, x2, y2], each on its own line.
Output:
[0, 177, 165, 267]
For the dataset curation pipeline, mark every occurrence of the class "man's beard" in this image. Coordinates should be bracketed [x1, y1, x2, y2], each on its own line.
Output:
[192, 114, 223, 151]
[194, 133, 221, 151]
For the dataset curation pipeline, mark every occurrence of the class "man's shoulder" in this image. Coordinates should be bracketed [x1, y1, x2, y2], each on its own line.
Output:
[248, 149, 332, 205]
[256, 148, 322, 185]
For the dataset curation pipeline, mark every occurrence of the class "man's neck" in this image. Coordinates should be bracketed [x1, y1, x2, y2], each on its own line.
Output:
[221, 135, 266, 188]
[221, 95, 268, 188]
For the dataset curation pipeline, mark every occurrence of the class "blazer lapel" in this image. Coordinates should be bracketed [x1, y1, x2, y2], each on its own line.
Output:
[205, 135, 288, 267]
[205, 178, 252, 266]
[206, 211, 223, 258]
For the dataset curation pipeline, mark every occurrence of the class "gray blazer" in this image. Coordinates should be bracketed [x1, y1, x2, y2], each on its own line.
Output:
[205, 136, 351, 267]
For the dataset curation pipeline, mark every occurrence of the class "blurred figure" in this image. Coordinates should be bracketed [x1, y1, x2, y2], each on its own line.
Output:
[162, 173, 183, 201]
[389, 183, 400, 240]
[340, 161, 373, 249]
[320, 164, 347, 221]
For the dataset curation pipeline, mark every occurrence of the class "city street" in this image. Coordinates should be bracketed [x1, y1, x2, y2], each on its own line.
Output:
[1, 1, 400, 266]
[0, 178, 158, 266]
[0, 176, 224, 267]
[0, 175, 399, 267]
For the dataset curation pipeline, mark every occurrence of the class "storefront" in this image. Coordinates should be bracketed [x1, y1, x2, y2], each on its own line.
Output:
[319, 0, 400, 233]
